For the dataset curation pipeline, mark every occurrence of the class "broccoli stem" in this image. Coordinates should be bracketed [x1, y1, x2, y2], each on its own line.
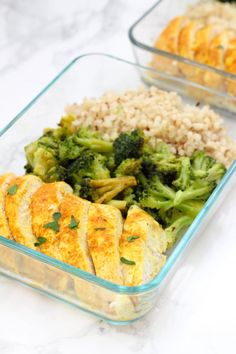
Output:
[106, 200, 127, 210]
[152, 177, 176, 200]
[165, 215, 193, 249]
[174, 185, 212, 206]
[74, 137, 113, 153]
[173, 157, 191, 190]
[90, 176, 137, 203]
[175, 200, 203, 217]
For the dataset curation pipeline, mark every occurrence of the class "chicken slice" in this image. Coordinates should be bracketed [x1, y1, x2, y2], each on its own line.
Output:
[0, 173, 18, 272]
[0, 173, 16, 239]
[57, 194, 94, 273]
[178, 21, 203, 79]
[152, 16, 185, 76]
[5, 175, 43, 249]
[87, 203, 123, 284]
[155, 16, 185, 54]
[30, 182, 73, 259]
[224, 37, 236, 96]
[204, 30, 234, 90]
[120, 205, 167, 286]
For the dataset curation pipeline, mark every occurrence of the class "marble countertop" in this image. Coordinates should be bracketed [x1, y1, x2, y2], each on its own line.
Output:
[0, 1, 236, 353]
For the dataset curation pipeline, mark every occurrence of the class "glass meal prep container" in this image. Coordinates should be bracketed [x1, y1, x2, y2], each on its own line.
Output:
[0, 53, 235, 324]
[129, 0, 236, 113]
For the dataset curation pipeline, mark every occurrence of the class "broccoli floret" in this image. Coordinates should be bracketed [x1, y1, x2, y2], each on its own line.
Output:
[173, 181, 214, 206]
[73, 127, 113, 154]
[24, 137, 64, 182]
[206, 162, 226, 184]
[138, 176, 176, 212]
[173, 157, 191, 190]
[114, 158, 142, 177]
[165, 215, 193, 249]
[67, 151, 110, 185]
[191, 151, 215, 178]
[58, 136, 82, 161]
[78, 176, 137, 203]
[90, 176, 137, 203]
[122, 187, 138, 207]
[113, 129, 144, 166]
[142, 142, 180, 184]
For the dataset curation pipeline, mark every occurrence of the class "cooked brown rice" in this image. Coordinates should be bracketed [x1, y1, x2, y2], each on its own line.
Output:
[66, 86, 236, 167]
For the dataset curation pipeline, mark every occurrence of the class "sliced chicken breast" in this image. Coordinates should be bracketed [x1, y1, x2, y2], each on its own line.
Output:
[87, 203, 123, 284]
[153, 16, 185, 76]
[204, 30, 234, 90]
[57, 194, 94, 273]
[0, 173, 16, 238]
[224, 38, 236, 96]
[120, 205, 167, 286]
[155, 16, 185, 54]
[5, 175, 43, 249]
[30, 182, 73, 259]
[0, 173, 18, 272]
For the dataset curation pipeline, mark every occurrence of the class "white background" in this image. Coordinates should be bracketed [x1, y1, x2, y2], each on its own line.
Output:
[0, 1, 236, 353]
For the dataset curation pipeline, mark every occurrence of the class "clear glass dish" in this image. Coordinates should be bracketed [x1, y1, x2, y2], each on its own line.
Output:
[0, 53, 235, 324]
[129, 0, 236, 113]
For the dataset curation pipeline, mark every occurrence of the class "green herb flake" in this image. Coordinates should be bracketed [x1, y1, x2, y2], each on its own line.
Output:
[94, 227, 106, 231]
[68, 215, 79, 229]
[7, 184, 18, 195]
[216, 44, 224, 49]
[34, 236, 47, 247]
[44, 220, 59, 233]
[120, 257, 136, 266]
[127, 235, 140, 242]
[53, 212, 61, 221]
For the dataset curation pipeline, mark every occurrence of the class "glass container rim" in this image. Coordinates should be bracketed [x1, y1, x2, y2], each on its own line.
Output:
[0, 52, 235, 294]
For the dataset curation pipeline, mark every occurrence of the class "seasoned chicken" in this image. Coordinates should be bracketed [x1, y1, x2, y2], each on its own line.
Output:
[120, 205, 167, 286]
[0, 173, 16, 238]
[225, 38, 236, 96]
[0, 173, 17, 272]
[155, 16, 184, 54]
[30, 182, 73, 259]
[205, 30, 234, 90]
[30, 181, 73, 291]
[5, 175, 43, 249]
[153, 16, 185, 75]
[87, 203, 123, 284]
[153, 14, 236, 97]
[57, 194, 94, 273]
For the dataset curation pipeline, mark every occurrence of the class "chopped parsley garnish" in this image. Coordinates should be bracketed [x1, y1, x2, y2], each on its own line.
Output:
[68, 215, 79, 229]
[127, 235, 140, 242]
[53, 212, 61, 221]
[34, 236, 47, 247]
[94, 227, 106, 231]
[7, 184, 18, 195]
[216, 44, 224, 49]
[44, 221, 59, 233]
[120, 257, 136, 265]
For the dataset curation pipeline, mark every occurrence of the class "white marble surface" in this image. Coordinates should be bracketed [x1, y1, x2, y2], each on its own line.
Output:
[0, 1, 236, 353]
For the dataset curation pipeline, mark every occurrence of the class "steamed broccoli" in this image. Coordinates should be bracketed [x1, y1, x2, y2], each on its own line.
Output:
[191, 151, 215, 178]
[113, 129, 144, 165]
[24, 136, 65, 182]
[173, 157, 191, 190]
[79, 176, 137, 203]
[165, 215, 193, 248]
[67, 150, 110, 185]
[74, 128, 113, 154]
[114, 158, 142, 177]
[58, 136, 82, 161]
